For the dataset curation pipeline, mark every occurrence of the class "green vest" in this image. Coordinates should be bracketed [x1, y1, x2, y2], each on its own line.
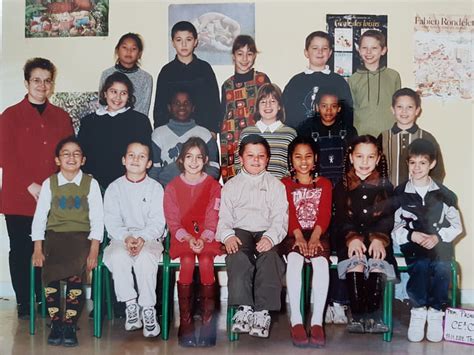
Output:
[46, 173, 92, 233]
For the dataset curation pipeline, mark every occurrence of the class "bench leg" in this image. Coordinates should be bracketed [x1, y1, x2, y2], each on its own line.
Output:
[383, 280, 394, 342]
[104, 268, 113, 320]
[450, 260, 458, 307]
[227, 305, 239, 341]
[161, 263, 170, 340]
[29, 263, 36, 335]
[93, 264, 103, 338]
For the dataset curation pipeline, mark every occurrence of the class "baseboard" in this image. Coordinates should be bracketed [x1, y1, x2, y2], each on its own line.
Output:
[460, 289, 474, 305]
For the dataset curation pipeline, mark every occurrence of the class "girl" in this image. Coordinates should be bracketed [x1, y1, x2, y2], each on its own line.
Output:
[31, 136, 104, 347]
[333, 135, 397, 334]
[99, 33, 153, 116]
[238, 83, 297, 179]
[220, 35, 270, 182]
[79, 71, 152, 189]
[163, 137, 222, 347]
[280, 136, 332, 348]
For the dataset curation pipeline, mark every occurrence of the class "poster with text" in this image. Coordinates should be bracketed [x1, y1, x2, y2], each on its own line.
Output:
[326, 14, 388, 77]
[51, 92, 99, 133]
[169, 3, 255, 65]
[25, 0, 109, 38]
[414, 14, 473, 101]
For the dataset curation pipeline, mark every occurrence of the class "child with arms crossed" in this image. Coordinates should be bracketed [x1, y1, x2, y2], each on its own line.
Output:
[103, 141, 165, 338]
[164, 137, 222, 347]
[31, 137, 103, 347]
[217, 134, 288, 339]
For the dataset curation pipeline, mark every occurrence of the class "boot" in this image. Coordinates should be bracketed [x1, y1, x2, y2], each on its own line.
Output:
[197, 284, 217, 347]
[177, 283, 196, 347]
[47, 321, 63, 346]
[365, 272, 388, 333]
[346, 272, 366, 333]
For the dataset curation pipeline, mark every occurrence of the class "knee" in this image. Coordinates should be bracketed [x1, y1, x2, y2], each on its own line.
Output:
[135, 250, 158, 272]
[433, 261, 450, 279]
[410, 258, 430, 274]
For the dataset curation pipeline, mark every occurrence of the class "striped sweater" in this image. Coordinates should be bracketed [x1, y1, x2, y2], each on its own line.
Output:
[236, 123, 297, 179]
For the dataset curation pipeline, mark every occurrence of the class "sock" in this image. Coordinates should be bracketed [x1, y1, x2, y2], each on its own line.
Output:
[286, 252, 305, 326]
[310, 257, 329, 326]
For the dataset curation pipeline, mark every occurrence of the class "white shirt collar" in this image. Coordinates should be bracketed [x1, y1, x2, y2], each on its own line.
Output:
[304, 65, 331, 75]
[256, 120, 283, 133]
[57, 170, 83, 186]
[96, 105, 130, 117]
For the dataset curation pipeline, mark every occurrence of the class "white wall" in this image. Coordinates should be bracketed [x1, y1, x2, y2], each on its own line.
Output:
[1, 0, 473, 301]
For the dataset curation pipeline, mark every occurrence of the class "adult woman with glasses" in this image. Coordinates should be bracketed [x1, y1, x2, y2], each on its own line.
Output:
[0, 57, 73, 319]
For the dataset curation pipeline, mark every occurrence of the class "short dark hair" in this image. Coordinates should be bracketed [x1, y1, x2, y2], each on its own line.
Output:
[99, 72, 136, 108]
[407, 138, 437, 162]
[124, 140, 152, 161]
[55, 136, 83, 157]
[177, 137, 209, 173]
[168, 88, 194, 106]
[171, 21, 197, 39]
[115, 33, 144, 63]
[232, 35, 258, 54]
[316, 88, 341, 105]
[24, 57, 56, 81]
[359, 29, 386, 47]
[392, 87, 421, 108]
[254, 83, 286, 122]
[239, 134, 271, 158]
[305, 31, 333, 50]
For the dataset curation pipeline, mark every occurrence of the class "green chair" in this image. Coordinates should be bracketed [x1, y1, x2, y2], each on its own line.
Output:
[28, 263, 47, 335]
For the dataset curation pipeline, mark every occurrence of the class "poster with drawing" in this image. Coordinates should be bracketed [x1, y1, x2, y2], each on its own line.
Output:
[414, 14, 473, 101]
[326, 14, 388, 77]
[51, 92, 99, 133]
[168, 3, 255, 65]
[25, 0, 109, 38]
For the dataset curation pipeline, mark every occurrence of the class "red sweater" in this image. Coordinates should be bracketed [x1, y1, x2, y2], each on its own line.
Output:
[0, 97, 73, 216]
[281, 176, 332, 236]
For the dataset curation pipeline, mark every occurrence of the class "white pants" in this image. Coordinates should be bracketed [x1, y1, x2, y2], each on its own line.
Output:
[103, 240, 163, 307]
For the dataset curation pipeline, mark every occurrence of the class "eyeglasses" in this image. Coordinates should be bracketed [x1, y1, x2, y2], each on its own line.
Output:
[59, 152, 83, 159]
[30, 78, 54, 86]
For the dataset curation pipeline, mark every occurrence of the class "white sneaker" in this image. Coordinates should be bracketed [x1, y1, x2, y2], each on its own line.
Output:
[332, 303, 349, 324]
[142, 307, 160, 337]
[325, 305, 334, 324]
[249, 310, 271, 338]
[231, 305, 253, 333]
[426, 307, 444, 342]
[407, 307, 427, 342]
[125, 302, 142, 331]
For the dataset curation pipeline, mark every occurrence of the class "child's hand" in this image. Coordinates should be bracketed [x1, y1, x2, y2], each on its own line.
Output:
[293, 237, 309, 256]
[190, 238, 204, 254]
[308, 237, 324, 257]
[32, 250, 45, 267]
[411, 231, 426, 245]
[348, 238, 366, 259]
[368, 239, 386, 260]
[256, 236, 272, 253]
[224, 236, 242, 254]
[27, 182, 41, 201]
[420, 234, 439, 250]
[131, 237, 145, 256]
[87, 240, 100, 271]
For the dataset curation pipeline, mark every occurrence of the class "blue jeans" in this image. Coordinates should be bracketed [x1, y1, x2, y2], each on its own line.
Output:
[406, 257, 450, 310]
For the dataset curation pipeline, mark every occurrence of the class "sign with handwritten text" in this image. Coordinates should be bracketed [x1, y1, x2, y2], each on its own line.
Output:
[444, 307, 474, 345]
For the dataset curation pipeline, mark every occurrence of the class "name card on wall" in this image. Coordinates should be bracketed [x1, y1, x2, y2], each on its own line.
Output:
[444, 307, 474, 345]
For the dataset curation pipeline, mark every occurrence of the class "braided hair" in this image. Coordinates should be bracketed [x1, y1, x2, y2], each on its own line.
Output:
[287, 135, 319, 186]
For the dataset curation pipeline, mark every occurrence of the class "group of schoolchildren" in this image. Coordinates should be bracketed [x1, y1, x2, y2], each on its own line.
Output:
[1, 19, 463, 350]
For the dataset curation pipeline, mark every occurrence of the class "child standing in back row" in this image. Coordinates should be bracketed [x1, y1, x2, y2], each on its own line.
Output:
[349, 30, 401, 136]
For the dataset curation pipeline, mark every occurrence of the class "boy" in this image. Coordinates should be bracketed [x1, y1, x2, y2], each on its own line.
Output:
[392, 139, 462, 342]
[378, 88, 445, 187]
[150, 88, 220, 187]
[216, 134, 288, 338]
[297, 89, 358, 185]
[349, 30, 401, 136]
[152, 21, 221, 133]
[103, 141, 165, 338]
[283, 31, 353, 129]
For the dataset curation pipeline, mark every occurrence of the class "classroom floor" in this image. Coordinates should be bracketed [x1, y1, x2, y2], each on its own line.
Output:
[0, 298, 472, 355]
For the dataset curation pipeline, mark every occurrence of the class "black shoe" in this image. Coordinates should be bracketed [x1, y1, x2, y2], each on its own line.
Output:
[17, 303, 29, 320]
[47, 322, 63, 346]
[62, 324, 78, 347]
[364, 311, 389, 333]
[347, 315, 365, 333]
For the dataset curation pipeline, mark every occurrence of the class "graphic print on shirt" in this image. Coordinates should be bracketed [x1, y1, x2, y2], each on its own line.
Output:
[292, 186, 322, 230]
[166, 142, 183, 165]
[303, 86, 320, 118]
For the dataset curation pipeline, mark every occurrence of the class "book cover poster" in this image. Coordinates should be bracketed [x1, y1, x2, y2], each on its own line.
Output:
[327, 14, 388, 77]
[414, 14, 473, 101]
[169, 3, 255, 65]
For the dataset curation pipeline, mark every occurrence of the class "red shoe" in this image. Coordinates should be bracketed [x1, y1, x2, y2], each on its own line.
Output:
[309, 325, 325, 348]
[290, 324, 309, 348]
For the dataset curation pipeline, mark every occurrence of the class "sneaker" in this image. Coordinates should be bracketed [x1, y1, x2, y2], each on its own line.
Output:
[47, 322, 63, 346]
[332, 303, 349, 324]
[62, 324, 78, 347]
[290, 324, 309, 347]
[249, 310, 271, 338]
[426, 307, 444, 342]
[347, 315, 365, 333]
[142, 307, 160, 337]
[325, 305, 334, 324]
[231, 306, 253, 333]
[125, 302, 142, 331]
[364, 312, 389, 333]
[309, 325, 325, 348]
[408, 307, 427, 342]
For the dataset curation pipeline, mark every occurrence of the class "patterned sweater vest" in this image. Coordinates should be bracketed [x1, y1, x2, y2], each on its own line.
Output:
[47, 174, 92, 233]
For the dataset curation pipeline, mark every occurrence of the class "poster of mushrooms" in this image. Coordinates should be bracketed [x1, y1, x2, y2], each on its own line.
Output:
[25, 0, 109, 38]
